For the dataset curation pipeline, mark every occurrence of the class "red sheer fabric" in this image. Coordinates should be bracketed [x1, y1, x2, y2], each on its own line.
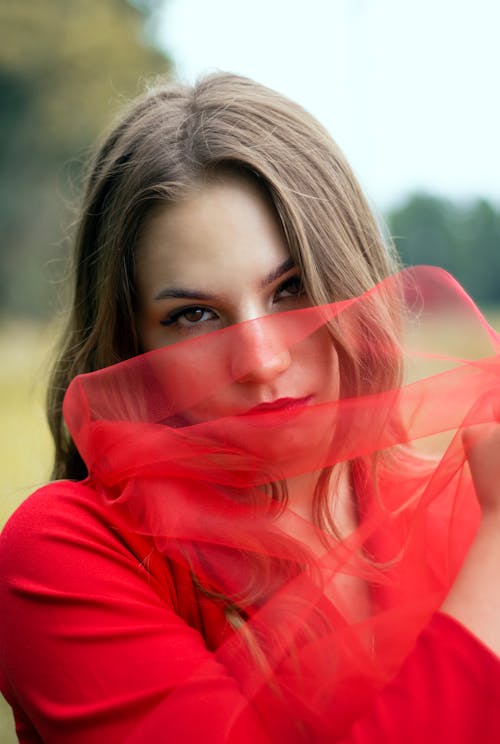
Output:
[61, 266, 500, 740]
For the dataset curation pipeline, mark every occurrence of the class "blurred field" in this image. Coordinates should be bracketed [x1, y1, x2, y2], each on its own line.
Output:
[0, 320, 57, 526]
[0, 319, 61, 741]
[0, 310, 499, 740]
[0, 319, 58, 741]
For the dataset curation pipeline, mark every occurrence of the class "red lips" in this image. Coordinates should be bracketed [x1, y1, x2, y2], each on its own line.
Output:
[240, 396, 313, 415]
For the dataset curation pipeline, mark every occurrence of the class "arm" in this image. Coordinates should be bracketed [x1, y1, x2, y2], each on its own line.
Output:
[342, 418, 500, 744]
[335, 416, 500, 743]
[347, 417, 500, 743]
[441, 419, 500, 655]
[0, 483, 272, 744]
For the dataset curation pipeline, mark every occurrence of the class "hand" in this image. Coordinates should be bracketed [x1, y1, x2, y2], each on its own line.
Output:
[462, 397, 500, 521]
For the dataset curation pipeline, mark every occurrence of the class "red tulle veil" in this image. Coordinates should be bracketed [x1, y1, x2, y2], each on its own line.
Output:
[63, 266, 500, 740]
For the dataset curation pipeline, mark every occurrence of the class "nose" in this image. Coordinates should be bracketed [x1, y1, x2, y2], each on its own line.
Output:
[229, 317, 292, 384]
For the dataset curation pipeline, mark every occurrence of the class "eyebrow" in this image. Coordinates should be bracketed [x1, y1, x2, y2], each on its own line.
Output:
[260, 257, 295, 288]
[153, 257, 296, 301]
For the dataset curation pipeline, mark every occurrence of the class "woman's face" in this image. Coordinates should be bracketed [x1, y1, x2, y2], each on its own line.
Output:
[135, 174, 339, 426]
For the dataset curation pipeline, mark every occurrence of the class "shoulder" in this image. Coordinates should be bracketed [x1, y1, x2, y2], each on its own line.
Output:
[0, 479, 172, 599]
[1, 479, 122, 559]
[2, 479, 104, 533]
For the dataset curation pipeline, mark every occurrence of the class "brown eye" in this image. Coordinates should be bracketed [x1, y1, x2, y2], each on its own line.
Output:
[183, 308, 205, 323]
[275, 275, 304, 300]
[160, 305, 218, 328]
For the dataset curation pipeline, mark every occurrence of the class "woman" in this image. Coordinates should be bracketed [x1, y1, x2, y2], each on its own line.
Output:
[1, 73, 499, 743]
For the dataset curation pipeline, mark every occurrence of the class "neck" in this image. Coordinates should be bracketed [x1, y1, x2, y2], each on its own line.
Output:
[268, 463, 357, 555]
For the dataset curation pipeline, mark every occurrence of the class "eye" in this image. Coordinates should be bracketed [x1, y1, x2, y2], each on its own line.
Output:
[160, 305, 218, 328]
[274, 275, 305, 301]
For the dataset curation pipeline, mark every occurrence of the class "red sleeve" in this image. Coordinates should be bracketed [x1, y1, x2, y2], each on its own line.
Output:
[341, 611, 500, 743]
[1, 483, 500, 743]
[0, 483, 272, 744]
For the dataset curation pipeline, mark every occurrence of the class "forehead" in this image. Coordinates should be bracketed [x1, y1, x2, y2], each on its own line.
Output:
[135, 175, 290, 295]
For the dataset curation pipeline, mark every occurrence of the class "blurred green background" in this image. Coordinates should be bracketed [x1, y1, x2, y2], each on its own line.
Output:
[0, 1, 499, 740]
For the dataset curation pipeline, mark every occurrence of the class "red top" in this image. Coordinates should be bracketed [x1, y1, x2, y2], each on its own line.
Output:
[1, 480, 499, 743]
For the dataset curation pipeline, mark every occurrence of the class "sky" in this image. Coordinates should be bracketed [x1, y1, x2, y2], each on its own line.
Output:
[158, 0, 500, 211]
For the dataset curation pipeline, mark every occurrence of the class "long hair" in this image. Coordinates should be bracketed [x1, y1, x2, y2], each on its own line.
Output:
[48, 72, 401, 490]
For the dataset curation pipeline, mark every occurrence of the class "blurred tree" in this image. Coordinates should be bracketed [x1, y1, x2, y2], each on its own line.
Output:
[0, 0, 172, 316]
[388, 193, 500, 305]
[461, 199, 500, 303]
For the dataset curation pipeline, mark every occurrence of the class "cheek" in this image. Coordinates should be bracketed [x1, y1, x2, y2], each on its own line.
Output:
[137, 326, 156, 353]
[137, 315, 175, 353]
[136, 312, 157, 353]
[299, 330, 340, 400]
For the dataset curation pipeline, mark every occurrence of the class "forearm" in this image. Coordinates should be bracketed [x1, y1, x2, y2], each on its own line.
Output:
[442, 417, 500, 656]
[441, 515, 500, 657]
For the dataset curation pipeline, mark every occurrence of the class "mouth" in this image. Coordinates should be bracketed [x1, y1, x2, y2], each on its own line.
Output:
[240, 396, 313, 416]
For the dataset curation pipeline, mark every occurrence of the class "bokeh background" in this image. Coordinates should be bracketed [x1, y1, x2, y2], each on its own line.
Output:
[1, 1, 499, 739]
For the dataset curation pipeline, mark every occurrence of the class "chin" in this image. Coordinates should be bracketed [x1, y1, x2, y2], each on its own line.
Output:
[183, 404, 335, 484]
